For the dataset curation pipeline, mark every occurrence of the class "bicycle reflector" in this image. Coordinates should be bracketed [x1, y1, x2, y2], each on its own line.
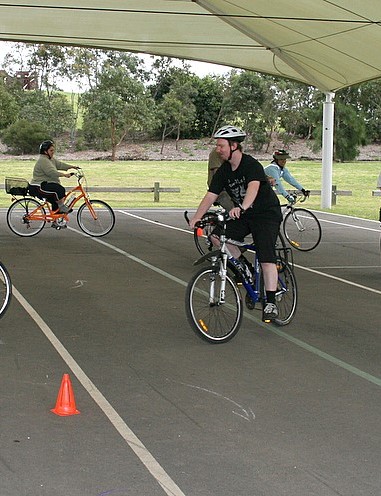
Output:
[198, 319, 208, 332]
[196, 228, 203, 237]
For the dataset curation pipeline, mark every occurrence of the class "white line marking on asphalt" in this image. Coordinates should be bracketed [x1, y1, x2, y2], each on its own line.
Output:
[117, 210, 381, 295]
[318, 219, 380, 232]
[12, 286, 187, 496]
[68, 213, 381, 388]
[293, 264, 381, 295]
[311, 265, 380, 269]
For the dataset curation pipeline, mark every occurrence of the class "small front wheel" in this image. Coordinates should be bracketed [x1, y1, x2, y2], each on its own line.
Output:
[0, 262, 12, 318]
[274, 262, 297, 326]
[185, 267, 243, 343]
[7, 198, 46, 237]
[77, 199, 115, 237]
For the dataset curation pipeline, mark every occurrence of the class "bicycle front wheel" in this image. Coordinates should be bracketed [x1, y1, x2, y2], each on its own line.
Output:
[274, 262, 297, 326]
[7, 198, 46, 237]
[0, 262, 12, 318]
[77, 200, 115, 237]
[185, 267, 243, 343]
[283, 208, 322, 251]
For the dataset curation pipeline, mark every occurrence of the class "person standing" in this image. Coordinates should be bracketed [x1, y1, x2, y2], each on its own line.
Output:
[265, 149, 309, 202]
[207, 148, 234, 211]
[30, 140, 79, 213]
[190, 125, 282, 322]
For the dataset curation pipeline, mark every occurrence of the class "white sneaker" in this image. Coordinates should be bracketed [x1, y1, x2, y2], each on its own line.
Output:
[262, 303, 278, 322]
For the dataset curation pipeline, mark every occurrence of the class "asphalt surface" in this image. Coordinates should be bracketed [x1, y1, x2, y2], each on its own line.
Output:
[0, 207, 380, 496]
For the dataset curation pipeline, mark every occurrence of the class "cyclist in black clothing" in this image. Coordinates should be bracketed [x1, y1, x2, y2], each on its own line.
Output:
[190, 125, 282, 322]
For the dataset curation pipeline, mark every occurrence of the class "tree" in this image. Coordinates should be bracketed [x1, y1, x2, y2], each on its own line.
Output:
[1, 119, 48, 154]
[271, 79, 321, 142]
[339, 81, 381, 143]
[221, 71, 268, 150]
[0, 82, 19, 130]
[157, 79, 197, 152]
[82, 57, 157, 160]
[312, 99, 366, 161]
[17, 90, 75, 137]
[190, 75, 225, 138]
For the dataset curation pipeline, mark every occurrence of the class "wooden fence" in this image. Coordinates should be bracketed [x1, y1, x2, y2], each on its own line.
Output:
[0, 181, 180, 202]
[286, 185, 352, 205]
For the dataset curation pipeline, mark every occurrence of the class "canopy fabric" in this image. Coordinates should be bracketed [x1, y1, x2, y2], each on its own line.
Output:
[1, 1, 381, 91]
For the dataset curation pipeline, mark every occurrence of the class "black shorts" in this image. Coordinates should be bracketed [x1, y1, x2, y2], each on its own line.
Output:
[215, 213, 281, 263]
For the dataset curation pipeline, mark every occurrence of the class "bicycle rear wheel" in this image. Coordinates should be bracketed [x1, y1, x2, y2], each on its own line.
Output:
[185, 267, 243, 343]
[274, 262, 297, 326]
[7, 198, 46, 237]
[276, 231, 289, 264]
[77, 199, 115, 237]
[283, 208, 322, 251]
[0, 262, 12, 318]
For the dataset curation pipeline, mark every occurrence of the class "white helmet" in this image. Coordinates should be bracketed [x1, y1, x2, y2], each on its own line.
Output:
[213, 125, 246, 142]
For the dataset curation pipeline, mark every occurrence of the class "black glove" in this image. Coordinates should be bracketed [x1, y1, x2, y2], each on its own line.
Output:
[301, 188, 310, 197]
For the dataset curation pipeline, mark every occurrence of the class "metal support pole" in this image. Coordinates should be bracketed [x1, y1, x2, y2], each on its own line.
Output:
[321, 92, 335, 208]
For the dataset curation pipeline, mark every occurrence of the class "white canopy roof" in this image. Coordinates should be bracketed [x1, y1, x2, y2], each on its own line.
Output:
[1, 1, 381, 91]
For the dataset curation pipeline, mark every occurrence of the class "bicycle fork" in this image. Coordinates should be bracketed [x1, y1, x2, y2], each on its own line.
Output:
[209, 255, 228, 306]
[292, 211, 305, 232]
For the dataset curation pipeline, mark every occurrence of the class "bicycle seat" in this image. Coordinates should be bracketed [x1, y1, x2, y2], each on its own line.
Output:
[29, 184, 60, 204]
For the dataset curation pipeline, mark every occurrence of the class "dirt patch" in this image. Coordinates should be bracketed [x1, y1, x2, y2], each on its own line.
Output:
[1, 138, 381, 162]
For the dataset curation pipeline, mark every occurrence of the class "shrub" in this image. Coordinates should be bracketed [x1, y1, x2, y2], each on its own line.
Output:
[1, 119, 49, 154]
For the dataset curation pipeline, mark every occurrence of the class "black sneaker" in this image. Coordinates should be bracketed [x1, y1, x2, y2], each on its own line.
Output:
[262, 303, 278, 323]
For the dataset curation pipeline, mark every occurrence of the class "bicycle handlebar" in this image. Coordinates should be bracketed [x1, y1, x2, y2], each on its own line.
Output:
[184, 209, 230, 229]
[281, 190, 309, 207]
[71, 168, 85, 181]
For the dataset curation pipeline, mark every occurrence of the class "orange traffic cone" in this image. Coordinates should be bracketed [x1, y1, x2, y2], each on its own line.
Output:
[51, 373, 80, 416]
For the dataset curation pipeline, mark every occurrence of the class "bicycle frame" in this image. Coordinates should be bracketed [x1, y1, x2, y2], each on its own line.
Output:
[194, 212, 288, 308]
[23, 171, 97, 224]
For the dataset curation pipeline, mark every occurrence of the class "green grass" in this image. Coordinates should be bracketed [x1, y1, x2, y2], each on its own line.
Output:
[0, 159, 380, 220]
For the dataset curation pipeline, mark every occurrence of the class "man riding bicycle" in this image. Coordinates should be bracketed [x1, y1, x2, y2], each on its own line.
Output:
[265, 150, 309, 203]
[190, 125, 282, 322]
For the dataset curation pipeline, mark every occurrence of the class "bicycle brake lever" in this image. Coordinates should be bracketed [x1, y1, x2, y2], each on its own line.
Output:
[184, 210, 190, 225]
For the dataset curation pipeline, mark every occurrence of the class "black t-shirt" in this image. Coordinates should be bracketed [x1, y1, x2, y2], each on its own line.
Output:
[209, 153, 281, 217]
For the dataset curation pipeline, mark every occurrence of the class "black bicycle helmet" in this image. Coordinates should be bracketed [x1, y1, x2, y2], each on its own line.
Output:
[273, 149, 290, 160]
[213, 125, 246, 143]
[39, 140, 54, 154]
